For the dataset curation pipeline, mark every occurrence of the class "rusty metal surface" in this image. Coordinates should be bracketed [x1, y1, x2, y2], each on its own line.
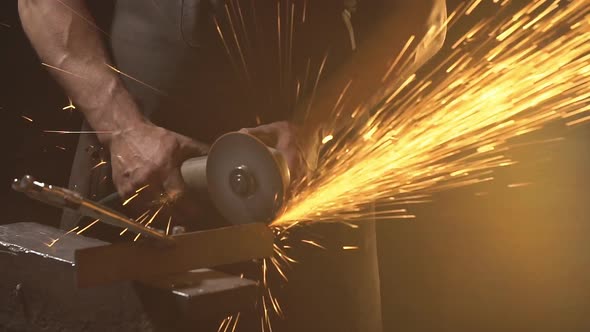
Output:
[75, 222, 273, 288]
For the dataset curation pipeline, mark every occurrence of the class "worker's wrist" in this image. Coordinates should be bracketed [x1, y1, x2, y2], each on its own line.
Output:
[86, 91, 148, 148]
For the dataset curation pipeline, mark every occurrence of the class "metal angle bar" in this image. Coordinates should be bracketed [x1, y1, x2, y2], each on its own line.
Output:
[75, 223, 274, 288]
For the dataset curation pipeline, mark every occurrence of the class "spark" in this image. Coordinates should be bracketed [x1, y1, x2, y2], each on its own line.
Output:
[507, 182, 532, 188]
[213, 16, 238, 72]
[120, 209, 150, 236]
[21, 116, 33, 123]
[44, 130, 113, 134]
[322, 135, 334, 144]
[277, 1, 283, 91]
[46, 226, 79, 247]
[135, 184, 150, 193]
[105, 63, 167, 96]
[54, 0, 109, 36]
[91, 160, 107, 170]
[300, 239, 325, 249]
[76, 219, 100, 235]
[223, 3, 250, 82]
[303, 53, 329, 121]
[41, 62, 87, 80]
[231, 312, 241, 332]
[382, 35, 416, 82]
[55, 145, 67, 151]
[121, 193, 139, 206]
[566, 114, 590, 126]
[466, 0, 484, 15]
[145, 204, 165, 227]
[62, 97, 76, 111]
[274, 0, 590, 227]
[342, 246, 359, 250]
[165, 216, 172, 236]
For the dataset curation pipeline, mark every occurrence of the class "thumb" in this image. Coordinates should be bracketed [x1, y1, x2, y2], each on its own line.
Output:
[239, 126, 278, 147]
[162, 167, 186, 201]
[175, 133, 210, 162]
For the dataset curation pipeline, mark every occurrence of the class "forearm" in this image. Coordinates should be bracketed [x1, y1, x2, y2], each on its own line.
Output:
[298, 0, 447, 139]
[18, 0, 145, 146]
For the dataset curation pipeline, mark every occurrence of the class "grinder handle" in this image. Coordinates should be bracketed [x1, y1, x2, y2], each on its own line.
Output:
[180, 155, 209, 194]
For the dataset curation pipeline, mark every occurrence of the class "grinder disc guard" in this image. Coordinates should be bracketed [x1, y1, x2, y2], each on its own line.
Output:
[206, 132, 290, 225]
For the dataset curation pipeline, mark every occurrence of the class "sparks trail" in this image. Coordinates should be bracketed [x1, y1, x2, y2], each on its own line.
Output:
[105, 64, 168, 96]
[44, 130, 114, 134]
[274, 0, 590, 226]
[62, 98, 76, 111]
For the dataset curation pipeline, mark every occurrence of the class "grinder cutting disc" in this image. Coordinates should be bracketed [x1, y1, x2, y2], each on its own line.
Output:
[206, 132, 290, 225]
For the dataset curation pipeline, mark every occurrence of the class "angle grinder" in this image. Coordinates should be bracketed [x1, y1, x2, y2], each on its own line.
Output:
[180, 132, 290, 225]
[12, 132, 291, 236]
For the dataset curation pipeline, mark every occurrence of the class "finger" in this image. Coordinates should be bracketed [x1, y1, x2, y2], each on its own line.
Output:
[162, 168, 201, 223]
[115, 177, 135, 199]
[162, 167, 186, 201]
[175, 134, 210, 162]
[240, 126, 278, 147]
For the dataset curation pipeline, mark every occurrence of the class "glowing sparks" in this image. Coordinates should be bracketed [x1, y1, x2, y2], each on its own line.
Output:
[507, 182, 532, 188]
[91, 160, 107, 170]
[275, 0, 590, 227]
[41, 62, 86, 80]
[120, 209, 150, 236]
[135, 184, 150, 193]
[105, 63, 167, 96]
[145, 204, 165, 227]
[44, 130, 113, 134]
[121, 193, 139, 206]
[46, 226, 79, 247]
[321, 135, 334, 144]
[62, 97, 76, 111]
[300, 239, 325, 249]
[566, 114, 590, 127]
[21, 115, 33, 123]
[342, 246, 359, 250]
[76, 219, 100, 235]
[166, 216, 172, 236]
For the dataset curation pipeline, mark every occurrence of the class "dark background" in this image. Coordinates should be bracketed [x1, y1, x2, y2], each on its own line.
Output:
[2, 1, 590, 331]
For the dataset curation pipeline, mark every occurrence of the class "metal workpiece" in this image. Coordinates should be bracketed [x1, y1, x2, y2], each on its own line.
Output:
[0, 222, 261, 331]
[12, 175, 173, 244]
[75, 222, 274, 288]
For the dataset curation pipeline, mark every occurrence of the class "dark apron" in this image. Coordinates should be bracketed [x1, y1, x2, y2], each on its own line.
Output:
[63, 1, 383, 331]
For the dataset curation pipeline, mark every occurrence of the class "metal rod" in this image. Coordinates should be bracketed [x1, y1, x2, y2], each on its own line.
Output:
[12, 175, 173, 244]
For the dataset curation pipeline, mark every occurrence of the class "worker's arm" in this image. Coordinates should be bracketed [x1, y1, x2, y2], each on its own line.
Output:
[18, 0, 208, 199]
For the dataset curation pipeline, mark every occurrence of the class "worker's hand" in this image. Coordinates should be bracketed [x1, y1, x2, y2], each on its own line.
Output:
[240, 121, 309, 182]
[109, 121, 209, 201]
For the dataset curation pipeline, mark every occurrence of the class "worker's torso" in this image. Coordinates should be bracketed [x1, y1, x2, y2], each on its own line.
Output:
[109, 0, 381, 142]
